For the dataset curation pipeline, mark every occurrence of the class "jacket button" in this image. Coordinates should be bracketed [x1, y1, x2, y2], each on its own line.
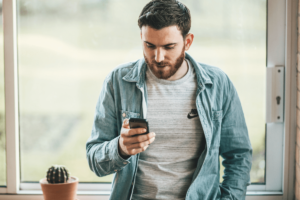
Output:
[122, 113, 126, 118]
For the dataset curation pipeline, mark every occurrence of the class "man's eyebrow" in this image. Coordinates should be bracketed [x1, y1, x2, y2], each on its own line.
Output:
[144, 41, 177, 47]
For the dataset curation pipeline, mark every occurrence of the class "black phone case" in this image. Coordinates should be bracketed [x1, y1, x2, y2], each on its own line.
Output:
[129, 118, 149, 135]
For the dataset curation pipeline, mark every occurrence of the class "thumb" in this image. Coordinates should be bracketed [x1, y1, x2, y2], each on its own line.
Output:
[122, 118, 130, 128]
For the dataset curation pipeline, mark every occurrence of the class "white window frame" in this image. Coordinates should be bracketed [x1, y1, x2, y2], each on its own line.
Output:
[1, 0, 298, 199]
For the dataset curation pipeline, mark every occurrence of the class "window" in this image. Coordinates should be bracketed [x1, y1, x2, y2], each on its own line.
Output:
[2, 0, 297, 199]
[17, 0, 266, 184]
[0, 0, 6, 187]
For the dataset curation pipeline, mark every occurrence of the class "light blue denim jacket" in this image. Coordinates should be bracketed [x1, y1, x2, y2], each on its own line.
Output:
[86, 52, 252, 200]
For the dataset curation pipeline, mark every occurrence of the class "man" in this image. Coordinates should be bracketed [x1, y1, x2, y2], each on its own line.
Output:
[86, 0, 252, 199]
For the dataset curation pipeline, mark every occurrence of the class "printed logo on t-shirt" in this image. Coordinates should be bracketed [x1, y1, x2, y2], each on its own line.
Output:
[187, 109, 199, 119]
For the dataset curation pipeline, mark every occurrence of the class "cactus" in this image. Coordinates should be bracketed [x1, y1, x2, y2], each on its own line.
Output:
[46, 165, 70, 184]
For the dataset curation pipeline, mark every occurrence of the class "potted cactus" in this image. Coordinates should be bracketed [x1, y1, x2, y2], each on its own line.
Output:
[39, 165, 79, 200]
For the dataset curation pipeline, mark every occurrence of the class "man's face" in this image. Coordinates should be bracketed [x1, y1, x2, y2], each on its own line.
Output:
[141, 25, 187, 79]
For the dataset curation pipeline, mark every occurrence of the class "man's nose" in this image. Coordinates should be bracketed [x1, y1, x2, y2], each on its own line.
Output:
[154, 48, 164, 63]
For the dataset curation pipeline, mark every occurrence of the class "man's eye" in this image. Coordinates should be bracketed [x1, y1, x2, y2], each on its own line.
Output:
[165, 46, 175, 49]
[147, 45, 155, 49]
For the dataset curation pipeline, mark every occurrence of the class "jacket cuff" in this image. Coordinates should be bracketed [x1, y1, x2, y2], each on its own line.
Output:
[109, 135, 131, 171]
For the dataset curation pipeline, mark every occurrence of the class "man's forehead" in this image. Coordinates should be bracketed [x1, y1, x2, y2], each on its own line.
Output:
[141, 25, 183, 44]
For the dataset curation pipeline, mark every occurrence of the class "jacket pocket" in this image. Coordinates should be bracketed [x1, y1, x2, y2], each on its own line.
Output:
[120, 110, 140, 121]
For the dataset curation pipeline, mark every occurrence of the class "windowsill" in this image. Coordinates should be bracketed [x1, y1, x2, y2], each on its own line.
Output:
[0, 187, 285, 194]
[13, 190, 284, 195]
[0, 191, 285, 200]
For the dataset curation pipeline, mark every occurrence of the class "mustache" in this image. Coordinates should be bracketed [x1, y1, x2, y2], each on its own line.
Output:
[152, 61, 170, 67]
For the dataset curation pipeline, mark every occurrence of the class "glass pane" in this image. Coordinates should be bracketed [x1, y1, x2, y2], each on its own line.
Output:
[0, 0, 7, 187]
[185, 0, 267, 184]
[18, 0, 265, 184]
[189, 1, 267, 183]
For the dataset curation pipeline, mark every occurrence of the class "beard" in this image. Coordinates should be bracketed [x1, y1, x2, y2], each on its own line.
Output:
[144, 45, 185, 80]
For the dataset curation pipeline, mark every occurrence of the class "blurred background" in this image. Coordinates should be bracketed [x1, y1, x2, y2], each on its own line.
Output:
[0, 0, 266, 185]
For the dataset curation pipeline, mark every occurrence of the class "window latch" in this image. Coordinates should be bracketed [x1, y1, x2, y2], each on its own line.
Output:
[266, 66, 284, 123]
[276, 96, 281, 105]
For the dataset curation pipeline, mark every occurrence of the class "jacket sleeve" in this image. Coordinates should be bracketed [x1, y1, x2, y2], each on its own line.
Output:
[219, 77, 253, 200]
[86, 74, 131, 177]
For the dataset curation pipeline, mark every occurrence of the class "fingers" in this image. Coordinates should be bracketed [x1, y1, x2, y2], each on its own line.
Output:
[127, 146, 149, 155]
[130, 132, 156, 143]
[120, 118, 156, 156]
[119, 133, 156, 156]
[123, 137, 155, 155]
[127, 136, 155, 149]
[121, 126, 148, 137]
[128, 128, 148, 137]
[122, 118, 149, 136]
[122, 118, 130, 128]
[122, 132, 155, 145]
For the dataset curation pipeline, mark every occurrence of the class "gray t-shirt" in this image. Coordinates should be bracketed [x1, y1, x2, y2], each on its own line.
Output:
[132, 60, 206, 200]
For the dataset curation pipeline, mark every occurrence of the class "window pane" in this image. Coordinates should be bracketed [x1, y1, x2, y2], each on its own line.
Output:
[0, 0, 7, 187]
[189, 1, 267, 184]
[18, 0, 265, 184]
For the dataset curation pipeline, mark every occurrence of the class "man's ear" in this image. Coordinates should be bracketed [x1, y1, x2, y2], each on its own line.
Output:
[184, 33, 194, 51]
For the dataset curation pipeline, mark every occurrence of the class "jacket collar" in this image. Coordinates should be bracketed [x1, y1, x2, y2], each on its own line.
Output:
[122, 52, 213, 91]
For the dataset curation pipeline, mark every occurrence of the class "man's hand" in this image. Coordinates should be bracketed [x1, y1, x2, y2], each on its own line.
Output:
[118, 118, 156, 159]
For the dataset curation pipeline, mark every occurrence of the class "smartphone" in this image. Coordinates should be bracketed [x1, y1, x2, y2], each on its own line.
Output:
[129, 118, 149, 135]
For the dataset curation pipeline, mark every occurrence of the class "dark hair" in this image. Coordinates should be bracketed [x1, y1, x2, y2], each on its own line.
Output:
[138, 0, 191, 38]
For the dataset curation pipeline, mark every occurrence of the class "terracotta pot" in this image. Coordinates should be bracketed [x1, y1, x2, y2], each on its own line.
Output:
[40, 176, 79, 200]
